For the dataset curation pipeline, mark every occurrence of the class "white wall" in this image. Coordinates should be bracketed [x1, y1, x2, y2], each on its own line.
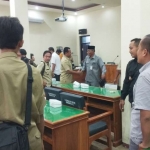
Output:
[28, 10, 77, 64]
[0, 5, 121, 65]
[77, 6, 121, 64]
[0, 5, 77, 64]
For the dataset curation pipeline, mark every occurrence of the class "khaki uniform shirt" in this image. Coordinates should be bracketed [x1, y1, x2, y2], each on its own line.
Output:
[37, 62, 52, 87]
[60, 55, 72, 83]
[0, 52, 45, 150]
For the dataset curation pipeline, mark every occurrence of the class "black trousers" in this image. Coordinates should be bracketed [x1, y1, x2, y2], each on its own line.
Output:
[54, 74, 60, 81]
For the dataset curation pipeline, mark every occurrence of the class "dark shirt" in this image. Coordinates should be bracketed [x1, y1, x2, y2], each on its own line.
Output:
[21, 56, 30, 64]
[121, 58, 142, 103]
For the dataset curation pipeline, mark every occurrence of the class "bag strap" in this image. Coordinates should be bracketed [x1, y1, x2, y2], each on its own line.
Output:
[24, 64, 33, 130]
[41, 61, 45, 77]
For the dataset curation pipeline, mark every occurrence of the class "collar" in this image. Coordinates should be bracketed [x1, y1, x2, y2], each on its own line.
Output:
[89, 54, 96, 59]
[0, 52, 17, 59]
[139, 61, 150, 73]
[64, 55, 70, 60]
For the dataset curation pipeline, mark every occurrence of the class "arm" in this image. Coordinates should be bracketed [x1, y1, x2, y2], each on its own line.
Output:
[98, 58, 106, 79]
[140, 110, 150, 148]
[51, 63, 56, 73]
[67, 70, 82, 75]
[82, 58, 86, 72]
[32, 68, 46, 150]
[51, 63, 56, 77]
[121, 62, 130, 100]
[51, 56, 56, 76]
[36, 115, 44, 138]
[114, 69, 121, 84]
[119, 62, 130, 111]
[63, 60, 82, 75]
[37, 62, 46, 87]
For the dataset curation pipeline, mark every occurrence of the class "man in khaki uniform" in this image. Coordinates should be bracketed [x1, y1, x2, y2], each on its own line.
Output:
[37, 50, 52, 87]
[60, 47, 82, 83]
[0, 17, 45, 150]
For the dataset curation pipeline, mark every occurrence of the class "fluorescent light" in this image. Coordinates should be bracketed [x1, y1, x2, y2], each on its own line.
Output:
[74, 12, 77, 15]
[102, 5, 105, 8]
[72, 0, 75, 1]
[35, 6, 39, 10]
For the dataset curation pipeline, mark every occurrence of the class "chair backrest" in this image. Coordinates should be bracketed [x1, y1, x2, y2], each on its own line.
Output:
[45, 87, 62, 101]
[60, 92, 85, 109]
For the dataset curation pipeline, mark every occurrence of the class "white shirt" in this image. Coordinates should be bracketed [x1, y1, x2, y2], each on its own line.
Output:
[130, 61, 150, 145]
[51, 52, 61, 75]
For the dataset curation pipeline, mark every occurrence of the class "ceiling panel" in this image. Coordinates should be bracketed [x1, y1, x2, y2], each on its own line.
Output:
[0, 0, 121, 14]
[29, 0, 120, 8]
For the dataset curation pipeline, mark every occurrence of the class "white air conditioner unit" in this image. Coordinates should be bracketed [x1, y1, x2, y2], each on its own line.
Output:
[29, 18, 44, 23]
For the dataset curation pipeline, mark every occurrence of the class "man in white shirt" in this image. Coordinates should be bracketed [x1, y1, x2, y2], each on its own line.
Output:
[49, 47, 61, 81]
[129, 35, 150, 150]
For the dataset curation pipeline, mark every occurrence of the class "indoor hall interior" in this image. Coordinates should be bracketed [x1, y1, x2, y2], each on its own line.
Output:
[1, 0, 150, 150]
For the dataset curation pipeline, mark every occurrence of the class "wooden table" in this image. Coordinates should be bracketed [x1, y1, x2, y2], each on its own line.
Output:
[53, 83, 122, 147]
[43, 101, 89, 150]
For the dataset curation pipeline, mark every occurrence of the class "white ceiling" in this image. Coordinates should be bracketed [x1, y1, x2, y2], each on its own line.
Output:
[29, 0, 121, 8]
[0, 0, 121, 15]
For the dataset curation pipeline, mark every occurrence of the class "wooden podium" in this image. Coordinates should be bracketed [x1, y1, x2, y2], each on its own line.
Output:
[105, 64, 117, 83]
[73, 64, 117, 83]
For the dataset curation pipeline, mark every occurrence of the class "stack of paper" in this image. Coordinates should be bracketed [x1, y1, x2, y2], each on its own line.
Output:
[49, 99, 62, 108]
[52, 78, 56, 85]
[81, 83, 89, 89]
[74, 66, 82, 70]
[50, 107, 62, 114]
[105, 83, 117, 90]
[73, 81, 81, 88]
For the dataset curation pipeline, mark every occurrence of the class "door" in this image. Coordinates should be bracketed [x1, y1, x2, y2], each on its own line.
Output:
[80, 35, 90, 63]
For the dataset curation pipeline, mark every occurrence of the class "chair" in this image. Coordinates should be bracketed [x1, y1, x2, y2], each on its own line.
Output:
[60, 92, 112, 150]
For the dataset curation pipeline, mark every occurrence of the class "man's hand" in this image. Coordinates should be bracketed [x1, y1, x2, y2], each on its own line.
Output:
[139, 143, 149, 150]
[114, 79, 117, 84]
[101, 74, 105, 80]
[119, 100, 125, 111]
[77, 70, 83, 75]
[43, 81, 47, 87]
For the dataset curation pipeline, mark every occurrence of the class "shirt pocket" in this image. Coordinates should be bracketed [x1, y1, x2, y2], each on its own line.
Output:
[92, 62, 98, 69]
[45, 69, 50, 75]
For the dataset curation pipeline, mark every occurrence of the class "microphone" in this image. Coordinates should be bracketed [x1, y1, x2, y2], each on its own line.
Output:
[107, 55, 119, 64]
[113, 55, 119, 63]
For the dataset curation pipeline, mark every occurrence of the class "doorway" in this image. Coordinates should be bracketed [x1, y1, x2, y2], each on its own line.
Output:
[79, 35, 90, 63]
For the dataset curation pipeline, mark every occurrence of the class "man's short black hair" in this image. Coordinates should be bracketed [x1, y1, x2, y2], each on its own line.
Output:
[43, 50, 51, 57]
[20, 49, 27, 55]
[56, 49, 62, 54]
[49, 47, 54, 52]
[64, 47, 70, 55]
[0, 16, 24, 49]
[130, 38, 141, 47]
[141, 36, 150, 53]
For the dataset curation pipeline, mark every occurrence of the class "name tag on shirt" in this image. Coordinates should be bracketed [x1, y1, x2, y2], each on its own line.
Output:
[90, 66, 93, 70]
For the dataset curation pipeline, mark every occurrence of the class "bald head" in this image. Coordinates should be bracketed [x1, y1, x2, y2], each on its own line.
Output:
[145, 34, 150, 38]
[140, 36, 150, 53]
